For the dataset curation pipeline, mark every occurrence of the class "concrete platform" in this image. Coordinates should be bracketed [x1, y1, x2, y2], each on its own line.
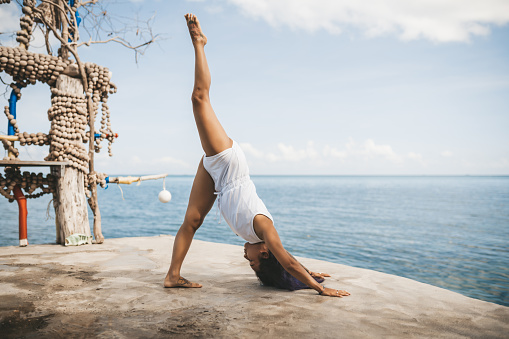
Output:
[0, 235, 507, 338]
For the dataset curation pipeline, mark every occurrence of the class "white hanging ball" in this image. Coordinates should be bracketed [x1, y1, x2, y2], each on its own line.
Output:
[158, 189, 172, 203]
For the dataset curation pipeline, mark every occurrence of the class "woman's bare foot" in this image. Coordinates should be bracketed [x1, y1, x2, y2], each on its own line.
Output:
[164, 275, 202, 288]
[185, 13, 207, 46]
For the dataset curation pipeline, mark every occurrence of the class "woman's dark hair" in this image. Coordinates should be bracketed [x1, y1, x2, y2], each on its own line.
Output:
[255, 251, 324, 291]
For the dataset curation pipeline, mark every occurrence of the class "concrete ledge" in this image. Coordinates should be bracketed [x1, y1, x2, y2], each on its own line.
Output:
[0, 235, 507, 338]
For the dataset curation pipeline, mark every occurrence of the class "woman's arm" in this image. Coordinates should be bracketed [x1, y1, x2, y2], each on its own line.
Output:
[254, 216, 349, 298]
[285, 250, 331, 279]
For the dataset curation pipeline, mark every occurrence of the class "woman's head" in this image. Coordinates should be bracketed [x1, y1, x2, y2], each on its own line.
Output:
[244, 242, 324, 291]
[243, 242, 269, 272]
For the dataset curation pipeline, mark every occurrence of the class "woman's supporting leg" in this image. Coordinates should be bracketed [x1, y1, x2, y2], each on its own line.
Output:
[164, 158, 216, 287]
[186, 13, 231, 156]
[164, 14, 228, 288]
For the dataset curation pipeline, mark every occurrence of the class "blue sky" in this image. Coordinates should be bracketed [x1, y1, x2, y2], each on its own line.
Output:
[1, 0, 508, 175]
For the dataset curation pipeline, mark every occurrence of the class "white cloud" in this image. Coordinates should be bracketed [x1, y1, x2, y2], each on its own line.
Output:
[441, 150, 453, 157]
[240, 138, 411, 166]
[239, 142, 265, 158]
[325, 138, 403, 163]
[227, 0, 509, 42]
[407, 151, 424, 164]
[323, 144, 347, 160]
[242, 141, 319, 162]
[156, 156, 190, 168]
[131, 155, 142, 164]
[329, 148, 348, 160]
[277, 140, 318, 162]
[362, 139, 402, 163]
[266, 152, 279, 163]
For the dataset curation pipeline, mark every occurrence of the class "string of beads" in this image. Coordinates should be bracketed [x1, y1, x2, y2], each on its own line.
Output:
[0, 167, 56, 202]
[44, 87, 90, 173]
[16, 1, 35, 48]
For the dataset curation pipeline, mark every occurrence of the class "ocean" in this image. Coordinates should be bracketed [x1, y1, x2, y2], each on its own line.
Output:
[1, 175, 508, 307]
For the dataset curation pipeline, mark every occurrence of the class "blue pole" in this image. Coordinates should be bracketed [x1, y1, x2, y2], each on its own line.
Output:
[68, 0, 81, 42]
[7, 88, 17, 136]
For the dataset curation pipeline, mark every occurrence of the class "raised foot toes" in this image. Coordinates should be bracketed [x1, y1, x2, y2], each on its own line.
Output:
[185, 13, 207, 45]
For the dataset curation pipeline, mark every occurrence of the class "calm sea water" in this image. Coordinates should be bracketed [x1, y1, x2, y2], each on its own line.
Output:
[1, 175, 508, 307]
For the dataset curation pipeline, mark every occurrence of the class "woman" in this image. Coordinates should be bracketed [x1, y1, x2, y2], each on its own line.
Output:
[164, 14, 350, 298]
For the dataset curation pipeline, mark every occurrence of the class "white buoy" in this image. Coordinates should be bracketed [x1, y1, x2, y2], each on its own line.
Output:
[158, 189, 172, 203]
[158, 177, 171, 203]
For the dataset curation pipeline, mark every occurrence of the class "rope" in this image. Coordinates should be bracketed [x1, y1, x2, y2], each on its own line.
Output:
[117, 183, 125, 200]
[46, 198, 54, 220]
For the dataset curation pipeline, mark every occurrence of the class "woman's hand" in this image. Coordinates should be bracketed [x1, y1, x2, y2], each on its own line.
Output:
[320, 287, 350, 298]
[310, 271, 331, 279]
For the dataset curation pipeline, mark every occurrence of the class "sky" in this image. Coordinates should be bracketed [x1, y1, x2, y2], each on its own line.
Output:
[1, 0, 508, 175]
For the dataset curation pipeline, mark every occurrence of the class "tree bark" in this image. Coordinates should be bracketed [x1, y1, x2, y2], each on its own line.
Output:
[57, 0, 69, 59]
[84, 76, 104, 244]
[51, 74, 91, 245]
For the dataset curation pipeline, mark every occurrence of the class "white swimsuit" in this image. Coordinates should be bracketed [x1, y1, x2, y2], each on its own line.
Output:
[202, 141, 273, 244]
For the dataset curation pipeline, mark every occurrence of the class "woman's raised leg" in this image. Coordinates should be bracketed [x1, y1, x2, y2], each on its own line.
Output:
[164, 158, 216, 288]
[185, 13, 231, 156]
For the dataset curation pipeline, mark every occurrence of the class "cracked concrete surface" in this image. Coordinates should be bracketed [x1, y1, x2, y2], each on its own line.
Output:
[0, 235, 508, 338]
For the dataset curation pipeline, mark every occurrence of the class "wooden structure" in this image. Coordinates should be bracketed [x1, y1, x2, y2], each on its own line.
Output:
[1, 1, 159, 246]
[1, 70, 94, 246]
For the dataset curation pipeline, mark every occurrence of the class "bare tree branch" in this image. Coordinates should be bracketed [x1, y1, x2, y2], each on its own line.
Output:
[8, 0, 158, 62]
[78, 0, 99, 7]
[42, 25, 52, 55]
[76, 34, 158, 49]
[30, 5, 87, 86]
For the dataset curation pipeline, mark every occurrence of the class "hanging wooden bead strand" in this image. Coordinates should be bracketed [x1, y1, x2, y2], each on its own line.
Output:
[0, 168, 56, 202]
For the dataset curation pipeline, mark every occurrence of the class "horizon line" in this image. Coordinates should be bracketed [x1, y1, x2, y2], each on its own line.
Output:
[104, 174, 509, 177]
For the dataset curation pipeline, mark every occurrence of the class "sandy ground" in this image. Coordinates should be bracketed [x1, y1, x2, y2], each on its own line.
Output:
[0, 235, 507, 338]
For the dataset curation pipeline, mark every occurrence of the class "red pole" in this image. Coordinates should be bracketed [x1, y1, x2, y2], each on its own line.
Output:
[13, 185, 28, 247]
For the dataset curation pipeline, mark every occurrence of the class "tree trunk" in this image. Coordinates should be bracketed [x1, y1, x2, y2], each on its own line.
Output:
[51, 74, 91, 245]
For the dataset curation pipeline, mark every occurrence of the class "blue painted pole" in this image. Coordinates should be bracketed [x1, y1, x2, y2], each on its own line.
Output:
[7, 88, 17, 136]
[68, 0, 81, 42]
[94, 133, 118, 139]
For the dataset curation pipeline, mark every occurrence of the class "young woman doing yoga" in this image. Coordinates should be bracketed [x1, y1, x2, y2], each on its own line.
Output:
[164, 14, 350, 298]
